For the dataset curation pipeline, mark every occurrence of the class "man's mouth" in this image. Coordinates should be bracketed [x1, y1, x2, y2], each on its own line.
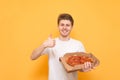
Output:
[62, 30, 68, 34]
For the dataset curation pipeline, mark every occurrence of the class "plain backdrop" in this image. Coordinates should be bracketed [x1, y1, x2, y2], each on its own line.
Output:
[0, 0, 120, 80]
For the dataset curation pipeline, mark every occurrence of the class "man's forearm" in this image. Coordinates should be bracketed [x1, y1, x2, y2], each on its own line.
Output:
[31, 43, 46, 60]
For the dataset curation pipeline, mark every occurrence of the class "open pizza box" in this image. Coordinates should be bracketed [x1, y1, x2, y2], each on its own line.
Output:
[59, 52, 100, 73]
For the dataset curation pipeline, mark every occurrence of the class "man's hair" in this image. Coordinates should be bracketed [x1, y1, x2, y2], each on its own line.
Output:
[57, 13, 74, 26]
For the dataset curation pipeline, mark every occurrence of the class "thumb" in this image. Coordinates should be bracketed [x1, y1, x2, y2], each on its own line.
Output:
[48, 34, 53, 40]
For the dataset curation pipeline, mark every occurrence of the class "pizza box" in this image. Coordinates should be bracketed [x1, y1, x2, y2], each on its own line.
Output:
[59, 52, 100, 73]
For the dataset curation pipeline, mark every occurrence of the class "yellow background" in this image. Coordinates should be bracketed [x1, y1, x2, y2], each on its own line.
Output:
[0, 0, 120, 80]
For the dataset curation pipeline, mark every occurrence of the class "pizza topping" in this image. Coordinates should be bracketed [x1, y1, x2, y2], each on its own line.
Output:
[66, 55, 93, 67]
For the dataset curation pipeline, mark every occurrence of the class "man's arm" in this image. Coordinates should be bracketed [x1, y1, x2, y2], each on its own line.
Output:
[31, 43, 46, 60]
[31, 34, 55, 60]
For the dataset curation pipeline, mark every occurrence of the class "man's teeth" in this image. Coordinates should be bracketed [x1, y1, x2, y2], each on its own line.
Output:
[63, 31, 67, 33]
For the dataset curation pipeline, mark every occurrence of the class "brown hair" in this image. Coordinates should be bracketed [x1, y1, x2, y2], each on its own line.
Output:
[57, 13, 74, 26]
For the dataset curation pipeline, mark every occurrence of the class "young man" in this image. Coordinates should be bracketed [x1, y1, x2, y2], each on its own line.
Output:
[31, 13, 92, 80]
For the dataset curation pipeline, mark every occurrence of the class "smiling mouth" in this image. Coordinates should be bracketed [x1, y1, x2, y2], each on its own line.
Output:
[62, 30, 68, 33]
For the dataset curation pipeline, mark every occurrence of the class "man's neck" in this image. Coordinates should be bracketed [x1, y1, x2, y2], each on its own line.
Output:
[59, 36, 70, 41]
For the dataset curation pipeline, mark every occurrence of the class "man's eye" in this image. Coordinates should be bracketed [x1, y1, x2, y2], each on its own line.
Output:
[66, 24, 70, 27]
[61, 24, 64, 26]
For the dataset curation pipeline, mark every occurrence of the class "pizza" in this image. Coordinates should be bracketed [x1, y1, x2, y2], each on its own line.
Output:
[66, 55, 93, 67]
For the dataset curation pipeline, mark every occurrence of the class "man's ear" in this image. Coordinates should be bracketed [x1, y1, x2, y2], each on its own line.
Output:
[71, 26, 73, 29]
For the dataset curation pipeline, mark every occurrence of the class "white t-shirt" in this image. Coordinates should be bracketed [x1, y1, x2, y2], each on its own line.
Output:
[42, 38, 85, 80]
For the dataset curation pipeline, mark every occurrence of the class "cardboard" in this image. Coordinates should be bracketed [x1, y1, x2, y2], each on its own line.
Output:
[59, 52, 100, 73]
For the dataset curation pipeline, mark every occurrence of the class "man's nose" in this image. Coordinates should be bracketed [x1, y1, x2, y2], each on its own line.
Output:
[63, 26, 66, 29]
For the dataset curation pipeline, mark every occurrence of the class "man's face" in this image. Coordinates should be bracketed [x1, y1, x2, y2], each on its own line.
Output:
[58, 20, 73, 37]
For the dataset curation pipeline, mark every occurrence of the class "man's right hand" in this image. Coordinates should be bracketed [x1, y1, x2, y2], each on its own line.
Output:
[31, 34, 55, 60]
[43, 34, 55, 48]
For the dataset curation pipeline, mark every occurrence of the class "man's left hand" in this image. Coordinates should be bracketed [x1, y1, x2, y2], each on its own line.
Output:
[81, 62, 92, 72]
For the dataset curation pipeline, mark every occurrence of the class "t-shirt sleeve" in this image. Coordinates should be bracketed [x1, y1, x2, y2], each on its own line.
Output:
[78, 42, 86, 52]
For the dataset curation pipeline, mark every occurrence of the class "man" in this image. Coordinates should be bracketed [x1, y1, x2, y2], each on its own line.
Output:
[31, 13, 92, 80]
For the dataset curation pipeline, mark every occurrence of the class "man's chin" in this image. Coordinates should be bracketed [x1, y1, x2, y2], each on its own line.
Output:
[60, 32, 70, 37]
[61, 34, 69, 37]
